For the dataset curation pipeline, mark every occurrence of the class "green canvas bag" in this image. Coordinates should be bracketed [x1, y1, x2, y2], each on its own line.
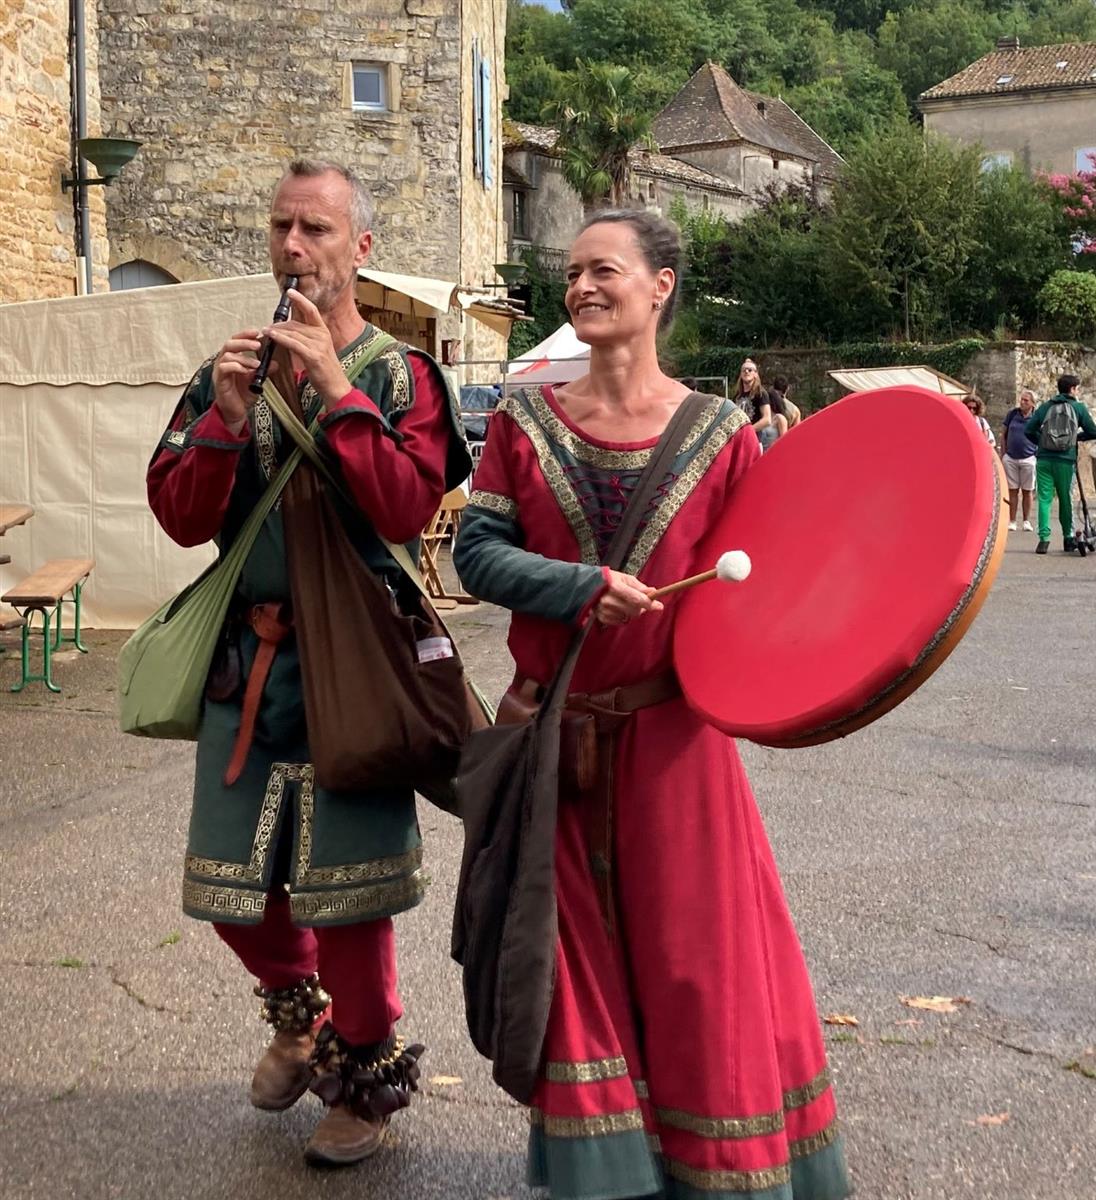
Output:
[117, 442, 305, 739]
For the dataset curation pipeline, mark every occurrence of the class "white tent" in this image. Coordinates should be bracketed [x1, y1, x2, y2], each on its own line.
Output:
[505, 323, 590, 387]
[0, 267, 516, 629]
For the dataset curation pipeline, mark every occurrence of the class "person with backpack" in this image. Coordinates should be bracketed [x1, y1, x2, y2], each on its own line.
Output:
[1024, 373, 1096, 554]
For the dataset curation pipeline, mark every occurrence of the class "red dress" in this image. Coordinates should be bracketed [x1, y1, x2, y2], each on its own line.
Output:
[454, 387, 850, 1200]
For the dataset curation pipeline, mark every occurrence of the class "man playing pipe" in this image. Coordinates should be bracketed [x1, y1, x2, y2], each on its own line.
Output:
[148, 159, 469, 1167]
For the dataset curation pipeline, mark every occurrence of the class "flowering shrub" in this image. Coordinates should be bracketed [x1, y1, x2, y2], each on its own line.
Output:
[1043, 153, 1096, 252]
[1036, 271, 1096, 339]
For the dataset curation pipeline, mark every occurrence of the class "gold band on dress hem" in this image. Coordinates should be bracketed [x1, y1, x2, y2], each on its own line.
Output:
[783, 1066, 831, 1111]
[544, 1057, 629, 1084]
[655, 1106, 784, 1139]
[790, 1118, 841, 1159]
[288, 870, 426, 922]
[660, 1118, 840, 1192]
[182, 879, 268, 919]
[530, 1108, 646, 1138]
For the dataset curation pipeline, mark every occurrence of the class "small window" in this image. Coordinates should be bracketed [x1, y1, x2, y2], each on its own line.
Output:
[995, 74, 1014, 85]
[981, 151, 1013, 172]
[1056, 60, 1069, 69]
[512, 189, 528, 238]
[1076, 147, 1096, 172]
[352, 64, 387, 112]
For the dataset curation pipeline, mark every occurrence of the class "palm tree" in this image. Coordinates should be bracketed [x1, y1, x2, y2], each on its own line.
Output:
[543, 62, 656, 208]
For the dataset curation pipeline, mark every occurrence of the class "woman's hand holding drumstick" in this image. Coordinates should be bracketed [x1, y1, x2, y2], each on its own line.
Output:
[595, 552, 751, 625]
[649, 550, 752, 599]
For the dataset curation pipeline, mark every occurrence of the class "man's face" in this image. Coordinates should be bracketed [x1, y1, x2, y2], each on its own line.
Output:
[1020, 393, 1034, 415]
[269, 171, 372, 314]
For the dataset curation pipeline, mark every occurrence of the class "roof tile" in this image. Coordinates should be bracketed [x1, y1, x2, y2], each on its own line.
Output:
[920, 41, 1096, 101]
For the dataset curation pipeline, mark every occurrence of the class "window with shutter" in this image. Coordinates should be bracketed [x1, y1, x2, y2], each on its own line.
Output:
[481, 57, 493, 188]
[472, 40, 483, 183]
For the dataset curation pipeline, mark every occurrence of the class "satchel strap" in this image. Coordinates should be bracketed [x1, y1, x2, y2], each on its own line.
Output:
[537, 391, 711, 721]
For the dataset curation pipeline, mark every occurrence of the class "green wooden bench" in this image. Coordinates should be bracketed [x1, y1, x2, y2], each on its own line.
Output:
[2, 558, 94, 693]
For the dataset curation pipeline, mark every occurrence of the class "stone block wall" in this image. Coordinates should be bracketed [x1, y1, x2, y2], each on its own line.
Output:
[1, 0, 109, 301]
[96, 0, 466, 284]
[458, 0, 507, 366]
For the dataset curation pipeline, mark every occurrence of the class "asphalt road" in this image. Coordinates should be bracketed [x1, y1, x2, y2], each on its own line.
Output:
[1, 536, 1094, 1200]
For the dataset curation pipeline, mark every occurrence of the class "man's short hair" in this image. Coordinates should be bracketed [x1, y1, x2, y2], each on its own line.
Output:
[279, 159, 375, 236]
[1058, 373, 1081, 395]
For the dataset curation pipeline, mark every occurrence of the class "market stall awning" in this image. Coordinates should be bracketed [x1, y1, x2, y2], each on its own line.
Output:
[828, 365, 968, 397]
[355, 268, 523, 334]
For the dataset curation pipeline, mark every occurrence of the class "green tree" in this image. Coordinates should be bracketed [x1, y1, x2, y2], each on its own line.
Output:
[876, 0, 996, 106]
[1037, 270, 1096, 337]
[959, 163, 1069, 333]
[820, 123, 985, 339]
[543, 62, 656, 205]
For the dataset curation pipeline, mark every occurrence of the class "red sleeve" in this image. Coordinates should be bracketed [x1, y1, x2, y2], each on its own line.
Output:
[723, 420, 762, 503]
[147, 403, 251, 547]
[319, 352, 450, 543]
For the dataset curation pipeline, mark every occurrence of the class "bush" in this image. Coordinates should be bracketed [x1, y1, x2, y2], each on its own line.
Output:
[1036, 271, 1096, 340]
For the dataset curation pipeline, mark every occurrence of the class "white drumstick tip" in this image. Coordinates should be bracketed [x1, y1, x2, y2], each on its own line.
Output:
[716, 550, 751, 582]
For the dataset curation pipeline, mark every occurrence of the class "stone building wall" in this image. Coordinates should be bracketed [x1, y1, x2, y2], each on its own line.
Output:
[458, 0, 507, 366]
[96, 0, 468, 284]
[1, 0, 109, 301]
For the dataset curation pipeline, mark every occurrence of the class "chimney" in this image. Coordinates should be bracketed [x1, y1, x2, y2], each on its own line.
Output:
[996, 35, 1020, 50]
[756, 100, 766, 117]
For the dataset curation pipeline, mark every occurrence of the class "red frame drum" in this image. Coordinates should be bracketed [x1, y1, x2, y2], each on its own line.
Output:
[673, 385, 1008, 747]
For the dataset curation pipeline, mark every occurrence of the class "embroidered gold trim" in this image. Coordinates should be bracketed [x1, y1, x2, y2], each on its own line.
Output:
[291, 763, 422, 886]
[521, 387, 716, 470]
[384, 349, 412, 413]
[289, 870, 426, 922]
[467, 490, 518, 520]
[663, 1157, 791, 1193]
[544, 1057, 629, 1084]
[298, 325, 388, 423]
[634, 1079, 650, 1100]
[790, 1118, 840, 1159]
[184, 764, 288, 883]
[182, 879, 267, 918]
[624, 402, 749, 575]
[783, 1067, 831, 1111]
[252, 397, 277, 483]
[503, 396, 599, 564]
[655, 1106, 784, 1139]
[529, 1109, 646, 1138]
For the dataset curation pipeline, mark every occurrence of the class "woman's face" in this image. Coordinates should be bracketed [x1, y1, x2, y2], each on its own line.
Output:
[564, 222, 672, 346]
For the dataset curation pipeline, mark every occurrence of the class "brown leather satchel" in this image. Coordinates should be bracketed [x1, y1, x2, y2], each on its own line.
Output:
[493, 687, 598, 794]
[270, 354, 484, 810]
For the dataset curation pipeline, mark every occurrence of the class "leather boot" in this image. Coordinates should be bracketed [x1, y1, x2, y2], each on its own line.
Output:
[250, 973, 330, 1111]
[250, 1028, 316, 1111]
[303, 1107, 389, 1167]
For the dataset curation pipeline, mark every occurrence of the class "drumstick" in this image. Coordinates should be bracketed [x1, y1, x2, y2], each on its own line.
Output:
[649, 550, 752, 599]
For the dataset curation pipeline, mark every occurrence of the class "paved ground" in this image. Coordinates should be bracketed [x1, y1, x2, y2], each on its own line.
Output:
[1, 536, 1094, 1200]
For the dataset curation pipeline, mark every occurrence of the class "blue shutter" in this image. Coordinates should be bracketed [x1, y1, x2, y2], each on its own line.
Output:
[481, 57, 493, 188]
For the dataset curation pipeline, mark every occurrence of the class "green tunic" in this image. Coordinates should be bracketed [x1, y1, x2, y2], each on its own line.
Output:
[156, 326, 469, 926]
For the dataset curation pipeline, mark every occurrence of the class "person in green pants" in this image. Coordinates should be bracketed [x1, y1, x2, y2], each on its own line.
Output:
[1025, 374, 1096, 554]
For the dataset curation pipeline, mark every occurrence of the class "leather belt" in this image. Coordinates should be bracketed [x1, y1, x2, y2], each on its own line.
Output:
[223, 602, 293, 787]
[512, 667, 680, 935]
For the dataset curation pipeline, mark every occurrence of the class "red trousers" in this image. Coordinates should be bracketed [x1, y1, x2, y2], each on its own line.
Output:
[214, 890, 402, 1045]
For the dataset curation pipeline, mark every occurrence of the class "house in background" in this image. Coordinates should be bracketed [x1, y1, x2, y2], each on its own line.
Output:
[919, 36, 1096, 175]
[504, 62, 843, 267]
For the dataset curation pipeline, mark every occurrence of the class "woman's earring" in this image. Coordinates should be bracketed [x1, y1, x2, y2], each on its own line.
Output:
[653, 300, 664, 310]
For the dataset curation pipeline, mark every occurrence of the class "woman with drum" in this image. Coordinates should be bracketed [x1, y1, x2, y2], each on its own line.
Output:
[454, 210, 850, 1200]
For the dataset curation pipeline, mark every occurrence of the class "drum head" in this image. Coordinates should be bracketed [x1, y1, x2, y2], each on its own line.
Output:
[674, 385, 1006, 747]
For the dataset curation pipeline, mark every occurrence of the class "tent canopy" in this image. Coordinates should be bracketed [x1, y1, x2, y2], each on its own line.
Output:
[506, 323, 590, 386]
[356, 268, 521, 337]
[828, 364, 969, 397]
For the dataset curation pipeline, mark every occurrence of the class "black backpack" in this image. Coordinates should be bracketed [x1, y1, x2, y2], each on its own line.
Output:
[1039, 399, 1080, 453]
